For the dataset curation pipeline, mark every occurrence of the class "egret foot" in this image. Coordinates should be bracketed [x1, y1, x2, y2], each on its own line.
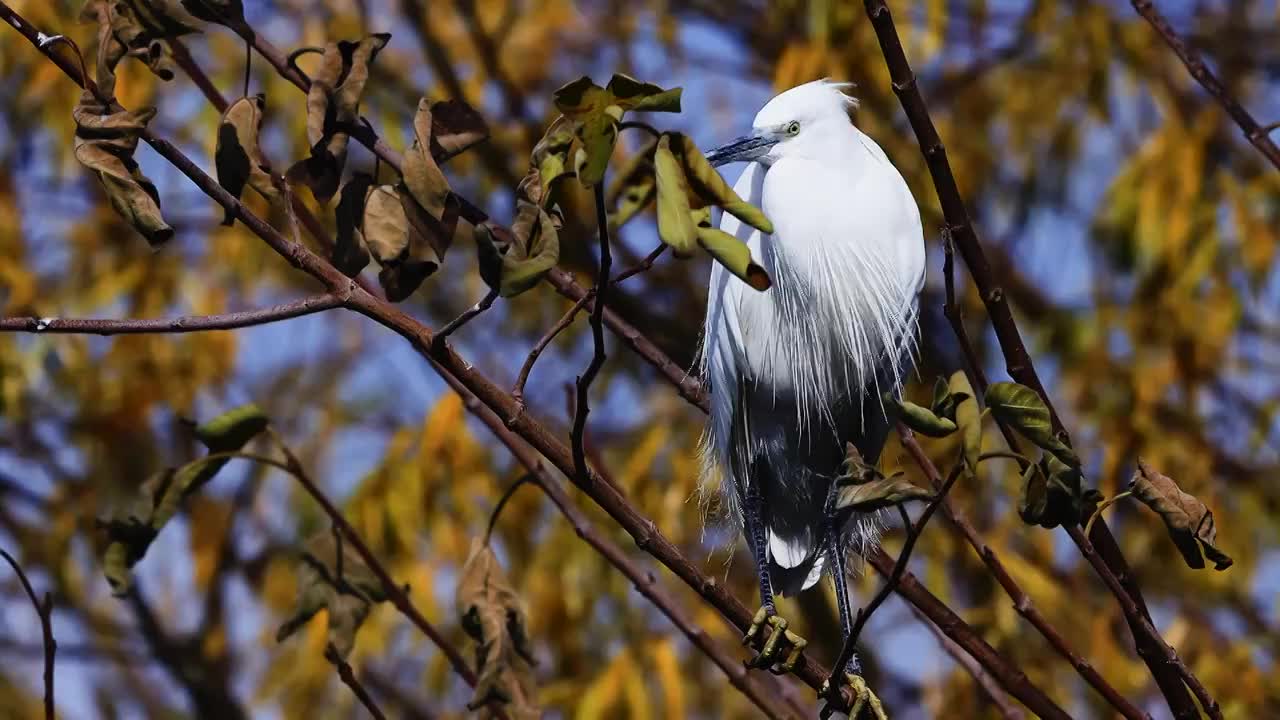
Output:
[819, 672, 887, 720]
[742, 606, 808, 674]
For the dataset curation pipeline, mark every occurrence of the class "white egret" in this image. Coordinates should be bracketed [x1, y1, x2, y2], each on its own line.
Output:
[699, 79, 925, 710]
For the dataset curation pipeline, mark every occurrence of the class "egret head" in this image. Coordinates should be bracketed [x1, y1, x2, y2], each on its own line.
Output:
[704, 79, 858, 168]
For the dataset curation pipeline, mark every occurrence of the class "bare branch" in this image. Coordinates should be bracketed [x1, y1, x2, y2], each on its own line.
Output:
[0, 294, 343, 336]
[325, 643, 388, 720]
[511, 293, 591, 409]
[434, 288, 500, 348]
[1131, 0, 1280, 171]
[1, 548, 56, 720]
[570, 185, 614, 481]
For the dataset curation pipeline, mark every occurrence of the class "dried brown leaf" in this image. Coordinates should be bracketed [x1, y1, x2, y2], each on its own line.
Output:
[403, 98, 451, 220]
[72, 92, 173, 247]
[456, 539, 539, 717]
[333, 173, 373, 277]
[475, 202, 559, 297]
[215, 94, 278, 226]
[276, 531, 388, 659]
[1129, 460, 1233, 570]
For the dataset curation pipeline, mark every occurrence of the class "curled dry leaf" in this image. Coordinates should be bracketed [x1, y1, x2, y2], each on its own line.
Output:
[427, 99, 489, 159]
[984, 381, 1080, 468]
[215, 94, 279, 226]
[530, 116, 575, 198]
[456, 539, 539, 717]
[288, 34, 390, 202]
[80, 0, 202, 86]
[402, 98, 451, 220]
[333, 173, 373, 277]
[73, 92, 174, 247]
[276, 531, 389, 659]
[361, 184, 437, 301]
[476, 202, 560, 297]
[606, 136, 658, 226]
[836, 442, 930, 512]
[99, 405, 268, 595]
[1129, 459, 1233, 570]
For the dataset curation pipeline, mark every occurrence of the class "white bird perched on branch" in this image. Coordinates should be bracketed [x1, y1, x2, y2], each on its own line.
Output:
[699, 79, 925, 711]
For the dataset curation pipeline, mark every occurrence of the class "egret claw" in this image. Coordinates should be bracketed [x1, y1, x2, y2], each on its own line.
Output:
[742, 606, 808, 673]
[820, 672, 888, 720]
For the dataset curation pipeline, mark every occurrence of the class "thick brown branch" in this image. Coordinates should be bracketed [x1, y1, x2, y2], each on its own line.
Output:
[1131, 1, 1280, 171]
[0, 294, 343, 335]
[0, 548, 55, 720]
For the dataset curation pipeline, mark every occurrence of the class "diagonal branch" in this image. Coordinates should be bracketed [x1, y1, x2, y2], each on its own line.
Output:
[1130, 0, 1280, 171]
[0, 548, 55, 720]
[0, 294, 343, 335]
[859, 2, 1213, 717]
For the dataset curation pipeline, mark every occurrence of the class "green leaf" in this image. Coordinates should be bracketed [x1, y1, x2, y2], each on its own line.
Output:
[576, 111, 618, 187]
[890, 396, 958, 437]
[551, 75, 681, 187]
[276, 531, 389, 659]
[1017, 461, 1049, 526]
[984, 382, 1079, 467]
[950, 371, 981, 476]
[654, 135, 697, 256]
[605, 73, 682, 113]
[1129, 459, 1232, 570]
[694, 216, 771, 291]
[605, 137, 658, 227]
[531, 116, 575, 197]
[671, 133, 773, 233]
[99, 405, 268, 595]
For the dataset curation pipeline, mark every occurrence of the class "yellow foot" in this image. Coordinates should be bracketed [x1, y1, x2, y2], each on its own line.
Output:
[819, 672, 888, 720]
[742, 606, 808, 674]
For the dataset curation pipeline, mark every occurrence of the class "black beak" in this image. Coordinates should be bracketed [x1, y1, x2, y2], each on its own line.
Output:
[703, 132, 779, 168]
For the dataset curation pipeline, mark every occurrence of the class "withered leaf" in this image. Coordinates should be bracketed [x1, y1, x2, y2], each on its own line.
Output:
[215, 94, 278, 226]
[475, 203, 559, 297]
[403, 98, 451, 220]
[457, 540, 539, 717]
[428, 98, 489, 159]
[73, 92, 174, 247]
[99, 405, 268, 595]
[530, 116, 575, 197]
[985, 382, 1080, 468]
[333, 173, 373, 277]
[836, 472, 932, 513]
[276, 531, 389, 659]
[80, 0, 202, 86]
[288, 34, 390, 202]
[362, 184, 437, 301]
[606, 137, 658, 226]
[1129, 460, 1232, 570]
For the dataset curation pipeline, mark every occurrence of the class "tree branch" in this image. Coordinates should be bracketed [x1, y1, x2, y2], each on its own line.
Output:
[859, 3, 1212, 716]
[570, 184, 613, 481]
[0, 294, 343, 335]
[1130, 0, 1280, 171]
[0, 548, 55, 720]
[326, 643, 388, 720]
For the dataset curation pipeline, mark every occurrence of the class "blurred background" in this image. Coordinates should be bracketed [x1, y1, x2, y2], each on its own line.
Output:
[1, 0, 1279, 717]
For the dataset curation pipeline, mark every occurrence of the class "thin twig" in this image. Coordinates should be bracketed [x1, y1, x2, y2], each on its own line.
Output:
[904, 603, 1025, 720]
[325, 643, 388, 720]
[897, 428, 1151, 720]
[570, 185, 613, 480]
[823, 460, 966, 713]
[484, 474, 534, 545]
[860, 2, 1208, 716]
[0, 294, 343, 335]
[511, 293, 592, 408]
[433, 288, 500, 348]
[1, 549, 55, 720]
[1130, 0, 1280, 171]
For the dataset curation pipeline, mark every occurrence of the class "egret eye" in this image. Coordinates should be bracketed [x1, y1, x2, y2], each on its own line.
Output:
[785, 121, 801, 136]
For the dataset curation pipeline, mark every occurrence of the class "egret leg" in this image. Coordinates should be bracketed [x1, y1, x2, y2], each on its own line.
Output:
[741, 482, 808, 673]
[820, 485, 887, 719]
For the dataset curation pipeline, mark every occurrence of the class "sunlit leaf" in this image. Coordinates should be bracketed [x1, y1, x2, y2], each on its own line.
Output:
[985, 381, 1079, 467]
[654, 135, 696, 256]
[950, 371, 981, 476]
